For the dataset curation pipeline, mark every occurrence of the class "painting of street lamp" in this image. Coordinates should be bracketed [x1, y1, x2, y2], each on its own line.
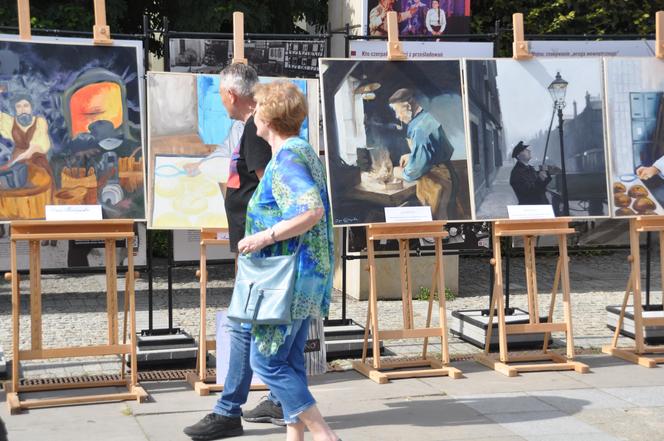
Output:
[464, 58, 609, 221]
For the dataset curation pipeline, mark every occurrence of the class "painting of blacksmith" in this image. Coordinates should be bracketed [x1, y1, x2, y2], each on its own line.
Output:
[466, 58, 610, 220]
[320, 59, 472, 226]
[0, 36, 145, 221]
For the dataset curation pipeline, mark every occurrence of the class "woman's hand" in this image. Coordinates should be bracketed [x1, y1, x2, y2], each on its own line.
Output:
[237, 229, 273, 254]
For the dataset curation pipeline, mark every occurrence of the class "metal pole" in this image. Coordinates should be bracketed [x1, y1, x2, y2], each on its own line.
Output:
[163, 17, 170, 71]
[146, 230, 154, 331]
[342, 227, 348, 322]
[557, 107, 570, 216]
[167, 230, 174, 331]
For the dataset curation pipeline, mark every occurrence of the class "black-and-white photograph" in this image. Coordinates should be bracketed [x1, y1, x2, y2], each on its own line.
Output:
[169, 38, 326, 78]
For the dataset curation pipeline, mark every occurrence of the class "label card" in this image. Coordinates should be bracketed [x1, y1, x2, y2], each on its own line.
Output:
[45, 205, 103, 221]
[384, 206, 433, 223]
[507, 205, 556, 220]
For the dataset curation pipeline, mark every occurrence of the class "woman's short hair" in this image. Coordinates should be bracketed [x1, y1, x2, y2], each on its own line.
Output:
[253, 81, 307, 137]
[219, 63, 258, 98]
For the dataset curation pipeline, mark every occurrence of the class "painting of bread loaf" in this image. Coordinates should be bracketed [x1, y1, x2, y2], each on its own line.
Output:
[605, 57, 664, 217]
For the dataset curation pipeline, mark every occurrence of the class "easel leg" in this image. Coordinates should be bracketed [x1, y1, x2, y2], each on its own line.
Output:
[436, 240, 450, 364]
[629, 220, 645, 354]
[422, 249, 439, 359]
[368, 235, 381, 369]
[558, 234, 575, 359]
[361, 297, 371, 363]
[529, 237, 541, 324]
[29, 240, 42, 352]
[524, 236, 537, 324]
[199, 244, 208, 381]
[543, 257, 562, 353]
[126, 237, 138, 388]
[105, 239, 118, 346]
[611, 268, 634, 348]
[10, 239, 20, 395]
[660, 231, 664, 310]
[398, 240, 412, 330]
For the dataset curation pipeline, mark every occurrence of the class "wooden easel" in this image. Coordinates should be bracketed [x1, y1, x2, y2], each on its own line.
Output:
[474, 219, 589, 376]
[352, 222, 462, 384]
[184, 228, 268, 395]
[602, 217, 664, 367]
[4, 220, 147, 413]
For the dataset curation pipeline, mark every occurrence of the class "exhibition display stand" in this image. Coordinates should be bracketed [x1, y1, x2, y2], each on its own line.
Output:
[5, 220, 147, 413]
[602, 217, 664, 367]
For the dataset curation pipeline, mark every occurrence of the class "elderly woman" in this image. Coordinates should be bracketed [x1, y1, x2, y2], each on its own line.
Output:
[237, 80, 339, 441]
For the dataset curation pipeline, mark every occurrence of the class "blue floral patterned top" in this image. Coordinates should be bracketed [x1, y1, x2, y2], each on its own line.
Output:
[245, 137, 333, 356]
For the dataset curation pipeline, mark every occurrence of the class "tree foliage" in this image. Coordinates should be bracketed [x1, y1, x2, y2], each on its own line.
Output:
[471, 1, 664, 56]
[0, 0, 328, 55]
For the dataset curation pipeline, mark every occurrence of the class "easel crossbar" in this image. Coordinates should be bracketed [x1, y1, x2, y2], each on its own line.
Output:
[505, 323, 567, 334]
[19, 344, 131, 360]
[379, 328, 444, 339]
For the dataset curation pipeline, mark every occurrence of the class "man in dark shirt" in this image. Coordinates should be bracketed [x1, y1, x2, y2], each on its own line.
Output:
[184, 64, 283, 441]
[509, 141, 551, 205]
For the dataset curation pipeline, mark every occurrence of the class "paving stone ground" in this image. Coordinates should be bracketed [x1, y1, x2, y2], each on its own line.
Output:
[0, 249, 660, 378]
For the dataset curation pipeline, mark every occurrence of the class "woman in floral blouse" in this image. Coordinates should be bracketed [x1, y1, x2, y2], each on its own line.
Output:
[236, 80, 339, 441]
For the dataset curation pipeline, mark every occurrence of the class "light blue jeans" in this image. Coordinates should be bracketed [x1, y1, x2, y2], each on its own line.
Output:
[213, 320, 279, 417]
[250, 318, 316, 424]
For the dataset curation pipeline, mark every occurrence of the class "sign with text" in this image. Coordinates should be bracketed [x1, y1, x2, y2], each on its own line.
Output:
[528, 40, 655, 58]
[507, 205, 555, 220]
[45, 205, 103, 221]
[349, 40, 493, 59]
[385, 206, 433, 223]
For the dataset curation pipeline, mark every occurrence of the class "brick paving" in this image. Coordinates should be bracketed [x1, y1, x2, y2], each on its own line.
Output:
[0, 249, 661, 379]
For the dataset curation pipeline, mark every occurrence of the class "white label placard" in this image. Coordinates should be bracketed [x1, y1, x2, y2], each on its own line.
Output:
[45, 205, 103, 221]
[528, 40, 656, 57]
[349, 40, 494, 59]
[384, 206, 433, 223]
[507, 205, 555, 220]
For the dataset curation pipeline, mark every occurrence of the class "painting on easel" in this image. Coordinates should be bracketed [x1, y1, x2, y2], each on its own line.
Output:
[605, 58, 664, 217]
[465, 58, 610, 220]
[0, 36, 145, 221]
[320, 59, 473, 226]
[147, 71, 319, 230]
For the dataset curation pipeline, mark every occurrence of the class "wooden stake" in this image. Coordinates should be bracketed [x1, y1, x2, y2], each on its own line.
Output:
[93, 0, 113, 45]
[657, 11, 664, 59]
[232, 12, 248, 65]
[512, 13, 532, 60]
[17, 0, 31, 40]
[386, 11, 406, 61]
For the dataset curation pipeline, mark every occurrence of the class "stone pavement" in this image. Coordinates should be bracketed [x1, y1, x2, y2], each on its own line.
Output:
[3, 355, 664, 441]
[0, 249, 661, 377]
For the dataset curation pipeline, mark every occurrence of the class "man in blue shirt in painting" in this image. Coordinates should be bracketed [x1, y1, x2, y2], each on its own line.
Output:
[389, 88, 459, 219]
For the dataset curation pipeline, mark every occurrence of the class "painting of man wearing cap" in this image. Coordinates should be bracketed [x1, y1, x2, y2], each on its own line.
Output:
[390, 87, 459, 219]
[509, 141, 551, 205]
[0, 91, 52, 179]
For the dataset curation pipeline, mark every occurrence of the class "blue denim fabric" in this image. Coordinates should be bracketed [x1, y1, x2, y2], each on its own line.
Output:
[213, 319, 278, 417]
[249, 318, 316, 424]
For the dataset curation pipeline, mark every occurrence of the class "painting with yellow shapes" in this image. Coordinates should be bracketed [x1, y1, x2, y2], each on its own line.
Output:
[0, 36, 145, 221]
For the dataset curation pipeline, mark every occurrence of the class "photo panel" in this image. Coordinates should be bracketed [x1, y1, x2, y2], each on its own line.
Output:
[0, 36, 145, 221]
[147, 71, 319, 229]
[465, 58, 610, 221]
[366, 0, 471, 37]
[320, 59, 473, 226]
[605, 57, 664, 217]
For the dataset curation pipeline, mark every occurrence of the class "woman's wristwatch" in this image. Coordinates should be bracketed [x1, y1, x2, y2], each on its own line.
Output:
[267, 227, 277, 244]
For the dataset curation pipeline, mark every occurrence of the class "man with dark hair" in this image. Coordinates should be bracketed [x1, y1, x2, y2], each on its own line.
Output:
[509, 141, 551, 205]
[389, 87, 459, 219]
[184, 63, 284, 441]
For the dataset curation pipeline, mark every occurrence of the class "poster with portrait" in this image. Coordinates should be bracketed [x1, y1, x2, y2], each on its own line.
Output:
[465, 58, 610, 221]
[0, 36, 145, 221]
[147, 72, 319, 229]
[320, 59, 473, 226]
[366, 0, 470, 37]
[605, 58, 664, 217]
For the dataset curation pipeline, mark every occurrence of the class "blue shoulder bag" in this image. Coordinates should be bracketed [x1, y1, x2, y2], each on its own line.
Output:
[227, 235, 303, 325]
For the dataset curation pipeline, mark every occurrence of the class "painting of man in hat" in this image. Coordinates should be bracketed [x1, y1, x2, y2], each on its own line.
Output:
[509, 141, 551, 205]
[389, 87, 460, 218]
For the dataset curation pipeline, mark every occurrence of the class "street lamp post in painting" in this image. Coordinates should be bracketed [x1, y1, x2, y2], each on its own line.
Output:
[548, 71, 570, 216]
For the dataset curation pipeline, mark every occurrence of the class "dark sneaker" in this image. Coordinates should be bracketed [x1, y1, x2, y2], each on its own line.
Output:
[242, 397, 286, 426]
[183, 413, 243, 440]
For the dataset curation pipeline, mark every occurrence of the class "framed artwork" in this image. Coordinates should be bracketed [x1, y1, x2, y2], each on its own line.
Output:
[0, 36, 145, 221]
[466, 58, 610, 221]
[321, 59, 473, 226]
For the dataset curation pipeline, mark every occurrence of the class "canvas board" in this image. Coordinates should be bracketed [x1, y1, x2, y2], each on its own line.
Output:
[147, 71, 319, 230]
[465, 57, 610, 221]
[605, 57, 664, 218]
[320, 59, 473, 226]
[0, 35, 146, 221]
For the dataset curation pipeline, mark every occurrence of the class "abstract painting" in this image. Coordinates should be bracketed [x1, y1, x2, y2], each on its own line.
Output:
[320, 59, 472, 226]
[605, 58, 664, 217]
[147, 71, 319, 230]
[0, 36, 145, 220]
[466, 58, 610, 220]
